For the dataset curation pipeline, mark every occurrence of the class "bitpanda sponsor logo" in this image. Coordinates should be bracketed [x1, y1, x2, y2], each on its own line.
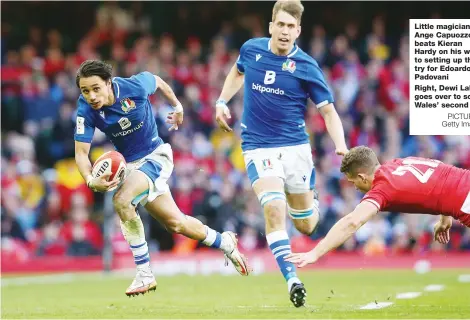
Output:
[252, 83, 285, 95]
[112, 121, 144, 137]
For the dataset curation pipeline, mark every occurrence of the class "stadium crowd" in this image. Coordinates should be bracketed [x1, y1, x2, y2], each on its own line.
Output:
[2, 2, 469, 261]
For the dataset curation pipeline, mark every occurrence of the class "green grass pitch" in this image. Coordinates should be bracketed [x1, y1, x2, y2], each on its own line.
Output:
[2, 269, 469, 319]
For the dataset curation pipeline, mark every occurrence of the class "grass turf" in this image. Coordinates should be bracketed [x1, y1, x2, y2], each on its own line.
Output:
[2, 269, 469, 319]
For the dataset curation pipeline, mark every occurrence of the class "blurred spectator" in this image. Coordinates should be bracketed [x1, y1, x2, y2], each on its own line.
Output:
[36, 221, 68, 256]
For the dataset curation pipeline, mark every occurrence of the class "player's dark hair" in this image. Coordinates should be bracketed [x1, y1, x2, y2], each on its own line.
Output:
[76, 60, 113, 88]
[340, 146, 379, 176]
[272, 0, 304, 24]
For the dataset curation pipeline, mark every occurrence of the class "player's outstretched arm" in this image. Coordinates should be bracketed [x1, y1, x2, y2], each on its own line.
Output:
[75, 141, 119, 192]
[285, 201, 378, 267]
[215, 64, 245, 132]
[154, 75, 184, 131]
[154, 75, 182, 109]
[318, 103, 349, 156]
[218, 63, 245, 104]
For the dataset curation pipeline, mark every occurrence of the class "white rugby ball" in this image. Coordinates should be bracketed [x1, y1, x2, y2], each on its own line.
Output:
[91, 151, 127, 191]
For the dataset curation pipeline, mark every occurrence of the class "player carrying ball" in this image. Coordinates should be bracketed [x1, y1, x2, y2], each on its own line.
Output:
[286, 146, 470, 267]
[74, 60, 250, 297]
[214, 0, 348, 308]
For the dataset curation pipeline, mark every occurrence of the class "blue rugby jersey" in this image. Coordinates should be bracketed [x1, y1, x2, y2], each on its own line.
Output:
[74, 72, 163, 162]
[236, 38, 334, 151]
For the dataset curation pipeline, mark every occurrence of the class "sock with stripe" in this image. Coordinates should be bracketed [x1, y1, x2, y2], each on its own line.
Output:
[266, 230, 301, 292]
[201, 225, 231, 254]
[120, 215, 150, 270]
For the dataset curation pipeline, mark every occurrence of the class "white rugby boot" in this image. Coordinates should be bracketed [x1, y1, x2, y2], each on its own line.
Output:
[222, 231, 251, 276]
[125, 266, 157, 297]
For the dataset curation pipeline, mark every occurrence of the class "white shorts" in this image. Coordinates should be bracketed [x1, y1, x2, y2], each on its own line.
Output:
[243, 143, 316, 194]
[125, 143, 174, 206]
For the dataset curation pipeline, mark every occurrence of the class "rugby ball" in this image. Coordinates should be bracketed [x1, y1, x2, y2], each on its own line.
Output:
[92, 151, 127, 191]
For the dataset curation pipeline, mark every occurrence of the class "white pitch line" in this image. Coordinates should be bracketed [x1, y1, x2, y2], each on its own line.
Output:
[396, 292, 422, 299]
[424, 284, 445, 292]
[1, 271, 131, 287]
[359, 302, 394, 310]
[458, 275, 470, 283]
[359, 281, 448, 310]
[1, 274, 75, 287]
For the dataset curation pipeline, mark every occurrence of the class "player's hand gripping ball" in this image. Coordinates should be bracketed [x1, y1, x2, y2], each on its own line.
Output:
[91, 151, 127, 192]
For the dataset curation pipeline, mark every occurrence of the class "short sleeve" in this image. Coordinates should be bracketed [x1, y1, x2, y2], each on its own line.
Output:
[361, 183, 389, 212]
[307, 63, 334, 108]
[74, 99, 95, 143]
[133, 71, 157, 96]
[236, 40, 251, 74]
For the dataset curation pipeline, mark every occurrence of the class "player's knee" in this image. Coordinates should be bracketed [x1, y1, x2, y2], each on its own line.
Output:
[264, 208, 285, 229]
[259, 191, 287, 227]
[113, 191, 132, 215]
[164, 218, 185, 234]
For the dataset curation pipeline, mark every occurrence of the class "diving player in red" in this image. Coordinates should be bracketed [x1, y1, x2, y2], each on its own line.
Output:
[285, 146, 470, 267]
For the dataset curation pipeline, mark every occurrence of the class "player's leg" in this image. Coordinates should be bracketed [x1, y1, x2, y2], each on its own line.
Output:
[286, 190, 320, 236]
[144, 191, 250, 275]
[138, 143, 249, 275]
[245, 149, 306, 307]
[283, 144, 320, 236]
[112, 169, 156, 297]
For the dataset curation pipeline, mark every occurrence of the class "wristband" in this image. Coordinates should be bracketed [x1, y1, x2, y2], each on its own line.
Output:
[173, 103, 183, 113]
[216, 99, 227, 108]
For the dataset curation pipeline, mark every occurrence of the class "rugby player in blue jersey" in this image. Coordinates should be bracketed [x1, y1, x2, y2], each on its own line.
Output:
[74, 60, 249, 297]
[215, 0, 348, 307]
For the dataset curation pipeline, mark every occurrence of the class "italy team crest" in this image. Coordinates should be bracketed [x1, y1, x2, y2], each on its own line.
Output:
[120, 98, 136, 113]
[262, 159, 273, 170]
[282, 59, 296, 73]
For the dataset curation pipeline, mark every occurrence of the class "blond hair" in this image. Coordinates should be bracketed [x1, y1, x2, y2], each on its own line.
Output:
[272, 0, 304, 24]
[340, 146, 379, 176]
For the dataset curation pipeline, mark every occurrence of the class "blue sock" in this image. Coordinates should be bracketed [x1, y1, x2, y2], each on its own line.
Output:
[266, 230, 300, 290]
[131, 242, 150, 268]
[120, 217, 150, 270]
[202, 226, 224, 250]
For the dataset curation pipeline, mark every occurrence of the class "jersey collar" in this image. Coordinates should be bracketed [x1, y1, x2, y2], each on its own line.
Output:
[268, 38, 299, 58]
[112, 77, 120, 99]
